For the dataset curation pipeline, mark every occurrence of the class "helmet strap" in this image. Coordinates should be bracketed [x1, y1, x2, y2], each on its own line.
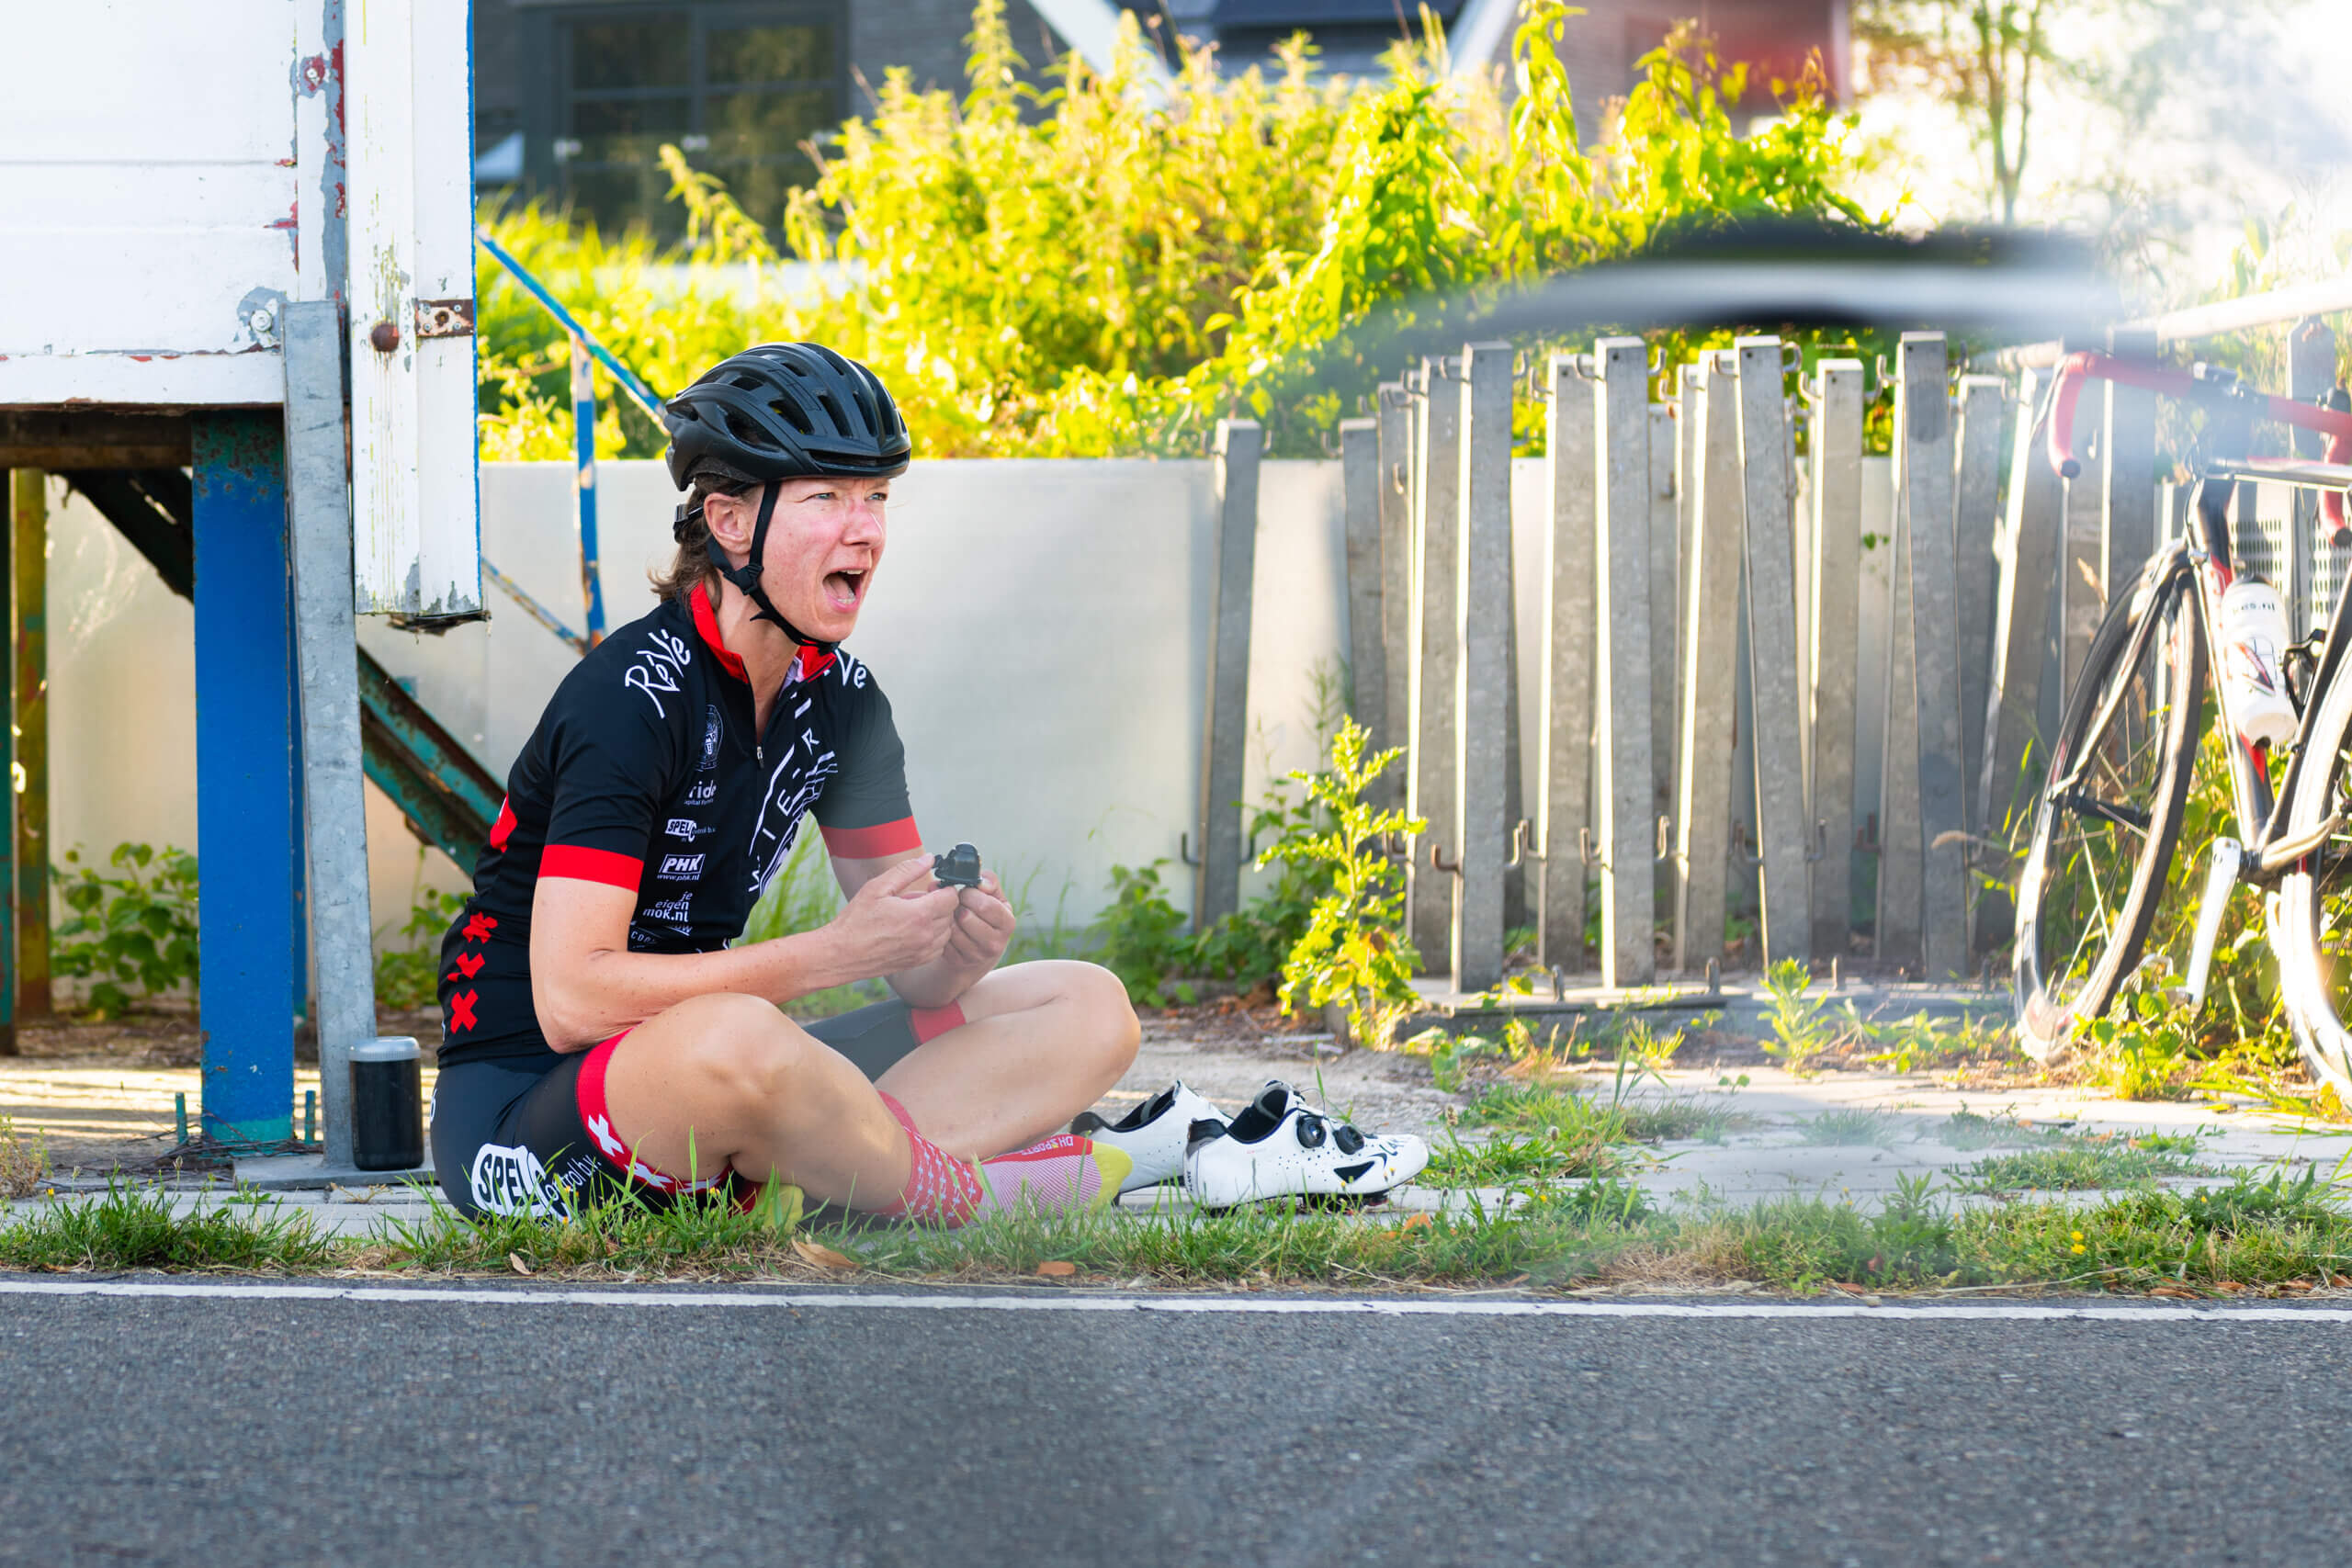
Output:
[713, 481, 839, 655]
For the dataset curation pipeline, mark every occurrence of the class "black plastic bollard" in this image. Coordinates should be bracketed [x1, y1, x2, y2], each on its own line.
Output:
[352, 1036, 424, 1171]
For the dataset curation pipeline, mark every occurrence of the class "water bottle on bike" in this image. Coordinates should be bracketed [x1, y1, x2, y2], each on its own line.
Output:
[2218, 577, 2297, 750]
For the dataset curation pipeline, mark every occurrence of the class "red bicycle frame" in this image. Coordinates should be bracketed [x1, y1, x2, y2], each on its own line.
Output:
[2044, 349, 2352, 537]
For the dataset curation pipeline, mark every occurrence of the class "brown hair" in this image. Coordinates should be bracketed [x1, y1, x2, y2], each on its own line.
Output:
[650, 473, 752, 603]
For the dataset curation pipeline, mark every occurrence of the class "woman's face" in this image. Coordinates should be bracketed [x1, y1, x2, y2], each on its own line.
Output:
[707, 476, 890, 644]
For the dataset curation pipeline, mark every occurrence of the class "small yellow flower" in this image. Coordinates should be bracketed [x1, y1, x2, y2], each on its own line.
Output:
[2071, 1243, 2086, 1255]
[2071, 1230, 2085, 1242]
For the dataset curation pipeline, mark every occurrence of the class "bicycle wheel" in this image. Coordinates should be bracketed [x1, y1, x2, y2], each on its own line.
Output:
[2270, 636, 2352, 1100]
[2012, 565, 2206, 1056]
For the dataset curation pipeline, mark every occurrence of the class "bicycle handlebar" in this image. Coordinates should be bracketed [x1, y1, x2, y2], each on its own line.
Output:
[2045, 349, 2352, 539]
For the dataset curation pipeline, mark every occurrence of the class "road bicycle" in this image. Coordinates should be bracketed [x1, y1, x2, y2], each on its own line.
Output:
[2010, 348, 2352, 1096]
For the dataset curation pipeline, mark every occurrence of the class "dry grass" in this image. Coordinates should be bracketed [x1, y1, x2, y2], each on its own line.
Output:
[0, 1114, 49, 1199]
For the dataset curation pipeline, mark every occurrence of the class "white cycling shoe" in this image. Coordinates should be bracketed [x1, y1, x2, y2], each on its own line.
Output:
[1183, 1080, 1430, 1209]
[1070, 1080, 1229, 1194]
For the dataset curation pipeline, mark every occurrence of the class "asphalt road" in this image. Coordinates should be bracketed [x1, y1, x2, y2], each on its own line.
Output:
[3, 1283, 2349, 1566]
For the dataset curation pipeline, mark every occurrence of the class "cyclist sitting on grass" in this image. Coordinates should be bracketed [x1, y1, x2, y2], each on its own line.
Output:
[428, 343, 1139, 1224]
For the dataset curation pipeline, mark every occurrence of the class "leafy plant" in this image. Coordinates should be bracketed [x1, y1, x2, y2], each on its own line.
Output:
[1758, 958, 1839, 1076]
[1095, 860, 1197, 1006]
[2077, 979, 2199, 1100]
[1263, 719, 1425, 1044]
[51, 842, 199, 1018]
[476, 0, 1882, 462]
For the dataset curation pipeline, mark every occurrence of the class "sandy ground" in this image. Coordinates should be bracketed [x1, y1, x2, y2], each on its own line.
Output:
[7, 999, 2350, 1215]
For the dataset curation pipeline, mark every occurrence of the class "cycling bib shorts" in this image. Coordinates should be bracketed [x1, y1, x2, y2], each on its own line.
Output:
[429, 995, 967, 1218]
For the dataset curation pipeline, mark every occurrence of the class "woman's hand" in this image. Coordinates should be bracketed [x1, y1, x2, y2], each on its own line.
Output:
[824, 855, 961, 977]
[944, 871, 1017, 971]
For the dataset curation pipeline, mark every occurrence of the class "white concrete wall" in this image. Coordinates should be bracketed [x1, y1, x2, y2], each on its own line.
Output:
[355, 457, 1352, 934]
[42, 451, 1903, 952]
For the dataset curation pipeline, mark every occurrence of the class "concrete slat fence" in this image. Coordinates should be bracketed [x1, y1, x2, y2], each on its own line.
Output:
[1952, 375, 2007, 840]
[1735, 336, 1811, 966]
[1339, 418, 1385, 761]
[1675, 351, 1744, 974]
[1594, 337, 1658, 987]
[1451, 344, 1515, 992]
[1375, 383, 1415, 806]
[1981, 364, 2064, 842]
[1806, 360, 1864, 962]
[1344, 324, 2316, 997]
[1193, 418, 1262, 931]
[1406, 357, 1464, 964]
[1536, 354, 1597, 971]
[2102, 327, 2160, 620]
[1894, 333, 1971, 978]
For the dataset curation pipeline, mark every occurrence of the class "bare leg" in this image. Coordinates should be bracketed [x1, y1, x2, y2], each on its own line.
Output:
[594, 992, 911, 1209]
[875, 960, 1139, 1160]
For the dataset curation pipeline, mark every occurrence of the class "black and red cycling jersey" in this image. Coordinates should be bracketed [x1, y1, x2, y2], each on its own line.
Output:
[435, 588, 919, 1070]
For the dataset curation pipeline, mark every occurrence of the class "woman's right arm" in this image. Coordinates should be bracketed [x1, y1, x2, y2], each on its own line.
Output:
[527, 858, 962, 1051]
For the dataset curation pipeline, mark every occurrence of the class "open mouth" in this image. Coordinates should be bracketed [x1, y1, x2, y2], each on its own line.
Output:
[822, 568, 867, 610]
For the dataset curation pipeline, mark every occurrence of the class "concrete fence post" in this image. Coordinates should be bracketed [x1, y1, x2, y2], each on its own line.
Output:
[1375, 383, 1415, 802]
[1193, 418, 1261, 931]
[1406, 358, 1464, 966]
[1595, 338, 1657, 987]
[2060, 399, 2105, 694]
[1952, 375, 2007, 843]
[2290, 319, 2341, 632]
[1340, 418, 1386, 751]
[1876, 372, 1926, 973]
[1980, 366, 2064, 840]
[1735, 336, 1809, 967]
[1675, 353, 1743, 973]
[1894, 333, 1969, 977]
[1537, 354, 1597, 971]
[1806, 359, 1864, 963]
[1648, 402, 1679, 845]
[2103, 327, 2159, 620]
[1452, 344, 1514, 992]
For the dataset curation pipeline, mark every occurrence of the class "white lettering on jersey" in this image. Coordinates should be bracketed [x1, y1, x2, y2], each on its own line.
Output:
[623, 629, 694, 717]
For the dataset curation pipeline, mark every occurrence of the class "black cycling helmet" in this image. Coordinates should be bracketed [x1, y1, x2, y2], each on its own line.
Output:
[661, 343, 910, 649]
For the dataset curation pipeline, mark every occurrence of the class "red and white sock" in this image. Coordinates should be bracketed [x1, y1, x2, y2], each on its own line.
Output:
[874, 1092, 1130, 1228]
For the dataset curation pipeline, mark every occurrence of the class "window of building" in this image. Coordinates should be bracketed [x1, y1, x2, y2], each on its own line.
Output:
[537, 2, 844, 241]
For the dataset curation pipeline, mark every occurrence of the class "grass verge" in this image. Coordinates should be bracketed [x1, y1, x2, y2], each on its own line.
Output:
[6, 1168, 2351, 1298]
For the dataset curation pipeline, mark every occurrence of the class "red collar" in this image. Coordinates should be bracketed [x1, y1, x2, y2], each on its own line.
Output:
[690, 588, 836, 685]
[687, 588, 751, 684]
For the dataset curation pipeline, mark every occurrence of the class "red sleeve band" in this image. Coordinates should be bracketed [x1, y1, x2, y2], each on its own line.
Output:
[818, 818, 922, 859]
[540, 844, 644, 890]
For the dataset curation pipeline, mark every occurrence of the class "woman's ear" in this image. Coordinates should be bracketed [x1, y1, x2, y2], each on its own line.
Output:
[703, 490, 752, 560]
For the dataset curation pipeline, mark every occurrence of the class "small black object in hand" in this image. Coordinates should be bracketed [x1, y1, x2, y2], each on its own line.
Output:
[933, 842, 982, 889]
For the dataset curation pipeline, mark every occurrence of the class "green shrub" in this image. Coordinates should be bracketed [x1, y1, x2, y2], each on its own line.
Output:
[1095, 860, 1196, 1006]
[1265, 718, 1424, 1042]
[51, 842, 199, 1018]
[477, 0, 1881, 462]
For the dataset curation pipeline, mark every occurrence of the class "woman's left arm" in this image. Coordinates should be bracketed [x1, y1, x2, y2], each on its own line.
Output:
[833, 851, 1016, 1009]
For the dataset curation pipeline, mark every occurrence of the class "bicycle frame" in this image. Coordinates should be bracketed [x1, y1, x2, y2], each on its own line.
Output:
[2043, 351, 2352, 874]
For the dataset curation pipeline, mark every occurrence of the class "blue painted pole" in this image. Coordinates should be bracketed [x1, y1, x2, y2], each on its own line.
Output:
[473, 228, 666, 422]
[192, 412, 297, 1146]
[571, 333, 607, 648]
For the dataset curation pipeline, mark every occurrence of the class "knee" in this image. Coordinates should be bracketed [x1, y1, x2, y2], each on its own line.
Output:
[1068, 961, 1140, 1077]
[668, 993, 809, 1102]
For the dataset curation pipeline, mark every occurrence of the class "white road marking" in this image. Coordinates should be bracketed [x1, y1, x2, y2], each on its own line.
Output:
[0, 1277, 2347, 1323]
